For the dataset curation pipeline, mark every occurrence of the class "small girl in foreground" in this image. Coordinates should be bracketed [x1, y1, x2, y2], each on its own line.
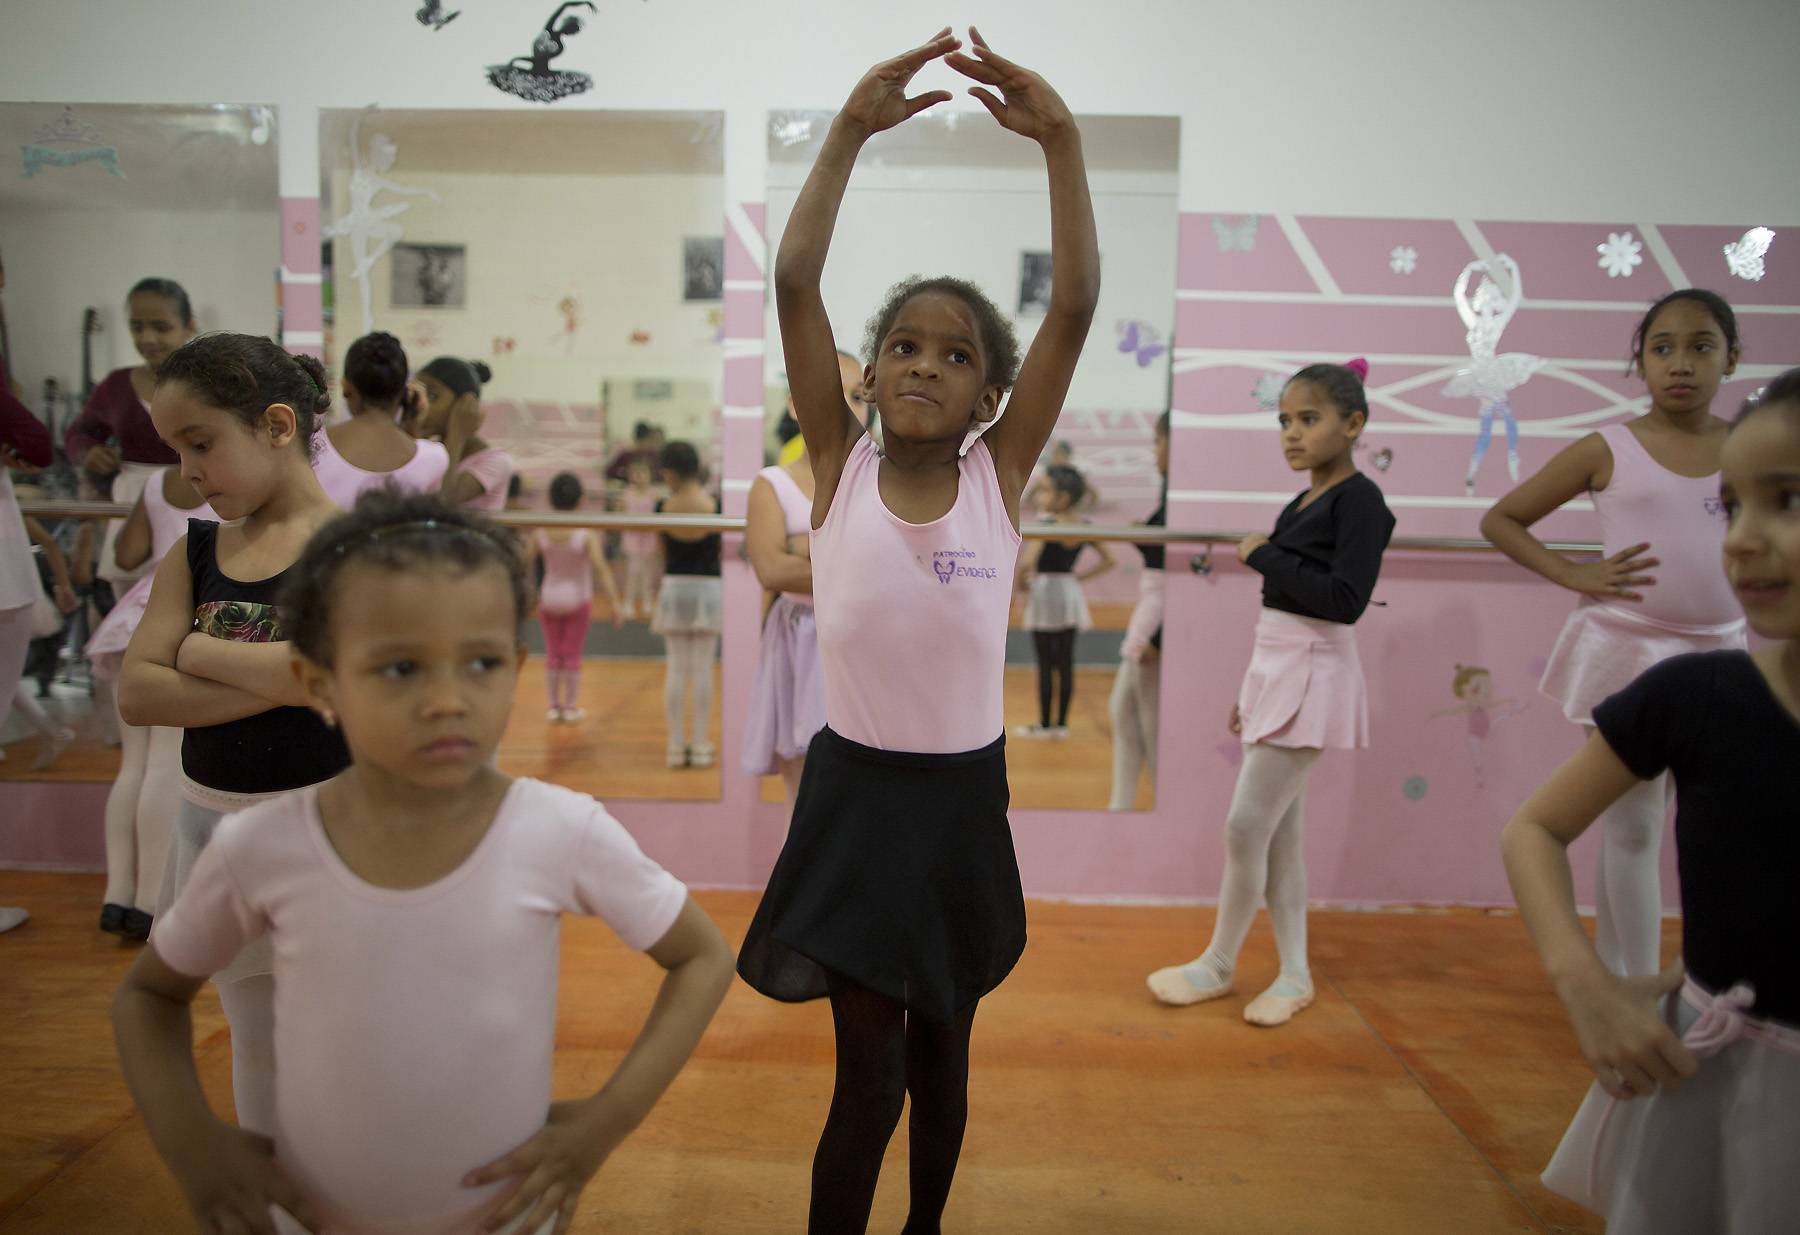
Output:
[529, 470, 622, 723]
[1501, 369, 1800, 1234]
[115, 490, 733, 1235]
[1148, 360, 1394, 1026]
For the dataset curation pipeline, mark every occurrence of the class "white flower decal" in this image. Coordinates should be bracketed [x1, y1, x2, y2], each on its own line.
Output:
[1389, 245, 1419, 275]
[1597, 231, 1644, 279]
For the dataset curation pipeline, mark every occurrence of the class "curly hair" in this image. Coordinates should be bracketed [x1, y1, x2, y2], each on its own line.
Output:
[861, 275, 1021, 390]
[281, 489, 533, 668]
[155, 332, 331, 448]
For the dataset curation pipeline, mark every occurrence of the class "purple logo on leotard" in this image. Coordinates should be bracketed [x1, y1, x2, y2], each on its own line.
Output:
[1703, 495, 1726, 517]
[929, 548, 998, 585]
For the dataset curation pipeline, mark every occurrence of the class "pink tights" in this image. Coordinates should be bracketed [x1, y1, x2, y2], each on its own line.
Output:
[540, 604, 591, 712]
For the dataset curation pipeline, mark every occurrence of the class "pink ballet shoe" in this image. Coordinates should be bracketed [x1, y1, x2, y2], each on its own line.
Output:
[1146, 964, 1233, 1007]
[1243, 984, 1314, 1027]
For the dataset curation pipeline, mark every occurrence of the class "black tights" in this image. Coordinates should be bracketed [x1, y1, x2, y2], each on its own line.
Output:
[1033, 628, 1077, 728]
[809, 978, 978, 1235]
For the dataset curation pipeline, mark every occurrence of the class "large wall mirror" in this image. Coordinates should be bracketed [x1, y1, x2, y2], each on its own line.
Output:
[762, 111, 1179, 811]
[0, 101, 278, 781]
[320, 108, 726, 802]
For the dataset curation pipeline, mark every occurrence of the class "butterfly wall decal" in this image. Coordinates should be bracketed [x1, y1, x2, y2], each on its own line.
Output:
[1722, 227, 1775, 282]
[1116, 320, 1168, 369]
[1211, 214, 1260, 253]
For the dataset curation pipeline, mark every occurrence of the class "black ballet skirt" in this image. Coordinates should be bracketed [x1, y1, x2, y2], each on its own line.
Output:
[737, 727, 1026, 1024]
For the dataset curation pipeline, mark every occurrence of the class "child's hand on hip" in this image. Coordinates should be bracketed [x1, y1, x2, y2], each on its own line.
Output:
[466, 1099, 625, 1234]
[1561, 961, 1697, 1100]
[172, 1124, 319, 1235]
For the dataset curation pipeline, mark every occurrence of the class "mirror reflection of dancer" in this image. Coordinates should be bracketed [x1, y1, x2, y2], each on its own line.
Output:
[412, 357, 514, 511]
[652, 442, 722, 770]
[313, 332, 451, 508]
[1446, 255, 1543, 495]
[736, 29, 1100, 1232]
[740, 353, 866, 802]
[1482, 291, 1748, 980]
[1108, 412, 1169, 810]
[1148, 360, 1395, 1028]
[1503, 370, 1800, 1232]
[324, 113, 440, 334]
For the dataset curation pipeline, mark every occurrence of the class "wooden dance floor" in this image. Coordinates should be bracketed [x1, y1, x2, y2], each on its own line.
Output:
[0, 872, 1644, 1233]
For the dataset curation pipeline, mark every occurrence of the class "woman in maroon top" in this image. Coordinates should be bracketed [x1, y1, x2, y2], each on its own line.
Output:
[63, 278, 197, 477]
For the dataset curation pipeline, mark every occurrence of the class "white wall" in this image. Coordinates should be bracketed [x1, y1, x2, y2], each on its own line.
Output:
[0, 207, 278, 401]
[2, 0, 1792, 220]
[764, 163, 1179, 413]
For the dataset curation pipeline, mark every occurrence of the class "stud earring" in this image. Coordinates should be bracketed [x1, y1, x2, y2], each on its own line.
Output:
[319, 708, 338, 729]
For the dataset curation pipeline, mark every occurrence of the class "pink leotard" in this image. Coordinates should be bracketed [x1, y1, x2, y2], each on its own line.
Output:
[312, 428, 450, 510]
[1593, 422, 1740, 632]
[812, 435, 1018, 753]
[454, 447, 515, 512]
[535, 529, 593, 615]
[757, 464, 814, 607]
[150, 778, 686, 1235]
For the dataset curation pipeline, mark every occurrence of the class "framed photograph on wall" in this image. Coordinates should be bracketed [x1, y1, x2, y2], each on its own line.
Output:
[683, 236, 723, 302]
[391, 243, 466, 308]
[1017, 250, 1053, 317]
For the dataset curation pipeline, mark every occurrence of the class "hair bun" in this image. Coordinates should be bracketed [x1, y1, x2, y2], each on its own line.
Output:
[1344, 357, 1370, 382]
[470, 360, 493, 385]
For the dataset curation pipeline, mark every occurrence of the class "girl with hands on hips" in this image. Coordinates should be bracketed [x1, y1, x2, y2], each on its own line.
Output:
[115, 491, 733, 1235]
[1481, 290, 1749, 984]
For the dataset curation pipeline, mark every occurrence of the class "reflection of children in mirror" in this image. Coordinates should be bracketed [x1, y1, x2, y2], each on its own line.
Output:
[1432, 664, 1525, 786]
[1014, 463, 1114, 740]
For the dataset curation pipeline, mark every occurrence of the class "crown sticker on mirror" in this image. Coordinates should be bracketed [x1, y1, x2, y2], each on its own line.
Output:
[21, 106, 123, 179]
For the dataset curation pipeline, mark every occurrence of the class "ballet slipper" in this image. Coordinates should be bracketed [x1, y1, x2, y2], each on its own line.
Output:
[1147, 964, 1232, 1007]
[1244, 983, 1314, 1027]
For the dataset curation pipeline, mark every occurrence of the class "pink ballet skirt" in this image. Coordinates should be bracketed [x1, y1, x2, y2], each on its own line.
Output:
[1541, 978, 1800, 1234]
[1539, 601, 1747, 726]
[1236, 608, 1369, 750]
[84, 573, 156, 680]
[739, 594, 826, 775]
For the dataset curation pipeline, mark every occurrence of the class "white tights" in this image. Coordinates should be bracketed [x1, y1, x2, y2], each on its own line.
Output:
[1588, 732, 1671, 978]
[101, 690, 183, 909]
[1107, 656, 1161, 811]
[662, 632, 717, 751]
[1191, 743, 1321, 988]
[217, 973, 277, 1135]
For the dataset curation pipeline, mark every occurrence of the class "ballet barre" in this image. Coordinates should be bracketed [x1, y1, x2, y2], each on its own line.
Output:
[15, 501, 1603, 556]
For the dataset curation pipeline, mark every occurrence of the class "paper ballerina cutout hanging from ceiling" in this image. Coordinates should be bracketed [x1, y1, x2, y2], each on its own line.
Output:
[488, 2, 600, 103]
[1443, 255, 1543, 495]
